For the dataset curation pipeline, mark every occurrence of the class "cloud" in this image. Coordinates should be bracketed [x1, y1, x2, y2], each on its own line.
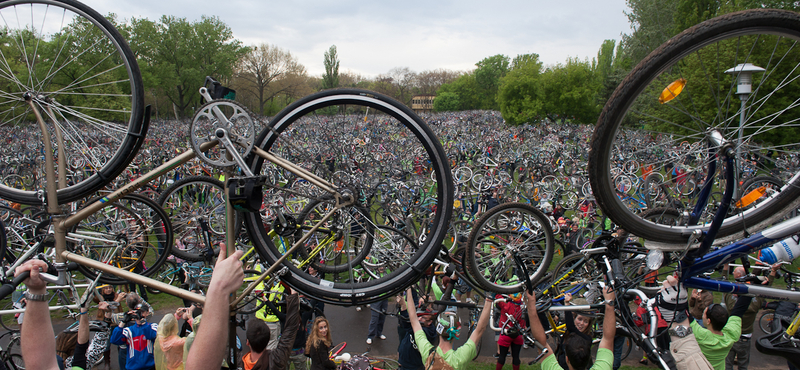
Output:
[85, 0, 631, 77]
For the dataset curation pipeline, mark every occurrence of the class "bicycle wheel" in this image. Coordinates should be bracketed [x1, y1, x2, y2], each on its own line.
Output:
[158, 176, 226, 262]
[465, 202, 554, 294]
[145, 260, 179, 295]
[760, 311, 777, 334]
[8, 354, 24, 370]
[0, 0, 145, 205]
[243, 89, 453, 304]
[589, 9, 800, 244]
[550, 252, 602, 303]
[67, 193, 172, 284]
[0, 300, 21, 332]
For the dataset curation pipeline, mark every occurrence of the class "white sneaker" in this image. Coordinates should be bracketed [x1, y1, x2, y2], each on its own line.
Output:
[380, 335, 387, 340]
[356, 306, 362, 311]
[366, 338, 373, 345]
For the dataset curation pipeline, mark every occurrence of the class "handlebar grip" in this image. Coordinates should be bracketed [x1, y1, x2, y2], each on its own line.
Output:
[0, 271, 30, 300]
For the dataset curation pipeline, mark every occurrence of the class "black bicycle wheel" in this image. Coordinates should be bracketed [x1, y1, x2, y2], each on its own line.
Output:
[589, 9, 800, 244]
[465, 202, 554, 294]
[0, 0, 145, 205]
[244, 89, 453, 305]
[67, 193, 173, 284]
[158, 176, 226, 262]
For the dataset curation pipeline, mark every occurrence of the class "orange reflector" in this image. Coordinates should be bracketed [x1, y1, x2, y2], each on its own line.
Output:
[735, 186, 767, 208]
[659, 78, 687, 104]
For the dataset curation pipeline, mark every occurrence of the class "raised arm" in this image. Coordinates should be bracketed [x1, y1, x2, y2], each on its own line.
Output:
[18, 259, 59, 370]
[598, 285, 616, 351]
[405, 288, 422, 333]
[184, 244, 244, 370]
[467, 296, 494, 344]
[525, 291, 553, 360]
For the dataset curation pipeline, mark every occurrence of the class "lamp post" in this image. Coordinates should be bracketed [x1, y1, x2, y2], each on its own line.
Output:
[724, 63, 765, 189]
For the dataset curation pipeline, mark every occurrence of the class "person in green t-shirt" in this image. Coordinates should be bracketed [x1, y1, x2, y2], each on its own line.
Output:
[526, 287, 616, 370]
[405, 288, 492, 369]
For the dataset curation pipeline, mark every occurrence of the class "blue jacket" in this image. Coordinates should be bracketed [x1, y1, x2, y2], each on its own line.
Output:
[111, 322, 158, 370]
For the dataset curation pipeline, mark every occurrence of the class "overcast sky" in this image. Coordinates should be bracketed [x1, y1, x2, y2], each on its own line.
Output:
[84, 0, 633, 78]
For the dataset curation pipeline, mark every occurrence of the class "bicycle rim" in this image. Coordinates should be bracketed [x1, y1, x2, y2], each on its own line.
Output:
[589, 9, 800, 243]
[68, 193, 172, 284]
[465, 202, 554, 294]
[244, 89, 453, 304]
[0, 0, 145, 205]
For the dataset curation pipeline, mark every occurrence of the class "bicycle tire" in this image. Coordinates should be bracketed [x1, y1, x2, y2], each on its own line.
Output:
[759, 311, 777, 335]
[67, 193, 173, 284]
[158, 176, 226, 262]
[7, 354, 24, 370]
[0, 300, 21, 332]
[243, 89, 453, 305]
[465, 202, 554, 294]
[550, 252, 602, 303]
[589, 9, 800, 243]
[0, 0, 145, 205]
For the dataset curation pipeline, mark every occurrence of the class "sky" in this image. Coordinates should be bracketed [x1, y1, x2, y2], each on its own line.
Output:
[84, 0, 634, 78]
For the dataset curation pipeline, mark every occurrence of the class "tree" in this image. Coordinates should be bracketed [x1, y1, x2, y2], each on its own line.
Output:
[497, 55, 543, 124]
[130, 15, 247, 117]
[433, 92, 461, 112]
[415, 69, 461, 95]
[436, 73, 479, 111]
[387, 67, 416, 104]
[538, 59, 599, 124]
[233, 43, 310, 115]
[474, 54, 510, 110]
[322, 45, 339, 89]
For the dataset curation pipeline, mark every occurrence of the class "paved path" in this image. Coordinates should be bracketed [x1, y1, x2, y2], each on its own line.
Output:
[46, 301, 787, 369]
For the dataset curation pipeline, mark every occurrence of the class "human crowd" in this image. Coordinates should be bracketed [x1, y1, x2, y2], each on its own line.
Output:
[11, 236, 800, 370]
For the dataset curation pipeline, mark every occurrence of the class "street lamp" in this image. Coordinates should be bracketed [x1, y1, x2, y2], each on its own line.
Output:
[724, 63, 765, 187]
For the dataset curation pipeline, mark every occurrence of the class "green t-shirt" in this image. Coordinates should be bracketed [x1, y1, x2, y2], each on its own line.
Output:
[414, 330, 476, 369]
[691, 316, 742, 370]
[541, 347, 613, 370]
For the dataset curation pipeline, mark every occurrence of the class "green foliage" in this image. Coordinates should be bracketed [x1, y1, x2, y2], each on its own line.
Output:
[497, 55, 543, 124]
[436, 73, 479, 111]
[130, 15, 247, 118]
[474, 54, 510, 110]
[498, 56, 598, 125]
[433, 92, 461, 112]
[322, 45, 340, 89]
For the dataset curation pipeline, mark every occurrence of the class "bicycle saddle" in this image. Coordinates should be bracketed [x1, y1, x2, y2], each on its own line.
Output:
[755, 331, 800, 368]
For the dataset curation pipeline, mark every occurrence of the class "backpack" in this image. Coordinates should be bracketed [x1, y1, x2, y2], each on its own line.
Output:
[339, 354, 373, 370]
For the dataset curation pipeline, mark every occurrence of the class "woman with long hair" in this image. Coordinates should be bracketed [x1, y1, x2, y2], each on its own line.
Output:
[305, 316, 336, 370]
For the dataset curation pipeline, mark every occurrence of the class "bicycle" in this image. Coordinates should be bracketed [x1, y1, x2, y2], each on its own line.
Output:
[0, 3, 454, 368]
[588, 8, 800, 247]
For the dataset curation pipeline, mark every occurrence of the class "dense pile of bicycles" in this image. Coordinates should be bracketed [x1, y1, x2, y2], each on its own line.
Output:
[4, 1, 800, 369]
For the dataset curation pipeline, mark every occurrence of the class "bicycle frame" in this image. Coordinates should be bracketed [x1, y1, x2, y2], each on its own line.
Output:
[25, 90, 352, 309]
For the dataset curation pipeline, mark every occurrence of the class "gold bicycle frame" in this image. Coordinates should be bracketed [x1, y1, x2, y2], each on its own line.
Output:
[26, 97, 350, 309]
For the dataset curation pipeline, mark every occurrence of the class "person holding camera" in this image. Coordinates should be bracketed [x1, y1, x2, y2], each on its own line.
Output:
[111, 301, 158, 370]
